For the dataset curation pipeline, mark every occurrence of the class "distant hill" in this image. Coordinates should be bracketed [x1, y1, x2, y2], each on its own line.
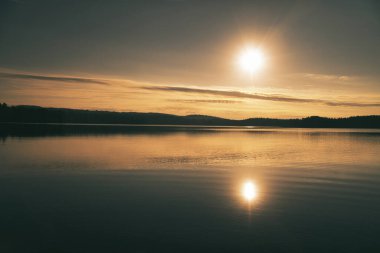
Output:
[0, 103, 380, 128]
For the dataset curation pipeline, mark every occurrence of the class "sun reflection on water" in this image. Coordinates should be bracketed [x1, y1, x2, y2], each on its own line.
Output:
[241, 180, 258, 203]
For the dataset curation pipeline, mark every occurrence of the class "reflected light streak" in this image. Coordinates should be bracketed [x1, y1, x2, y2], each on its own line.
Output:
[241, 180, 258, 202]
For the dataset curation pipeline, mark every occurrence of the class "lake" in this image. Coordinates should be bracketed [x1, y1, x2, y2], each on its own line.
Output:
[1, 124, 380, 252]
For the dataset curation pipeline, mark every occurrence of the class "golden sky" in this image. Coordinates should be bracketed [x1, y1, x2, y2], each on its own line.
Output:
[0, 0, 379, 119]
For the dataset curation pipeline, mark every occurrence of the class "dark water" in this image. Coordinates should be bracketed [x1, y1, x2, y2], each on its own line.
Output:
[1, 124, 380, 252]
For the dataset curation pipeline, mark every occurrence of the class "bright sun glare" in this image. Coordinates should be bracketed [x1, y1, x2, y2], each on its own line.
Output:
[237, 47, 265, 75]
[242, 180, 258, 202]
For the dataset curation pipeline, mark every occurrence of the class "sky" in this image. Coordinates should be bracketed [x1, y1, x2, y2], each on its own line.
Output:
[0, 0, 379, 119]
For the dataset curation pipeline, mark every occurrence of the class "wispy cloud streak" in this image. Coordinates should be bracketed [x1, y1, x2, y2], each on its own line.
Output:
[143, 86, 380, 107]
[170, 99, 242, 104]
[0, 72, 109, 85]
[300, 73, 352, 82]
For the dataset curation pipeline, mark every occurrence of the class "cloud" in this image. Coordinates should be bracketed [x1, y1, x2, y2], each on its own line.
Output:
[0, 72, 109, 85]
[297, 73, 353, 82]
[323, 101, 380, 107]
[142, 85, 380, 107]
[169, 99, 242, 104]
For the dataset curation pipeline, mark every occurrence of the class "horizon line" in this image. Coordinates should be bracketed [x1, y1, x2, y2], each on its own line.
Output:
[1, 102, 379, 121]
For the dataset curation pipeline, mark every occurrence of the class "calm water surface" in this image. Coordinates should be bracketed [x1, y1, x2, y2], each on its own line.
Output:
[1, 125, 380, 252]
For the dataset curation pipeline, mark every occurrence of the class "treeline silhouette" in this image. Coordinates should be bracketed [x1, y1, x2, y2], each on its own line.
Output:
[1, 103, 380, 128]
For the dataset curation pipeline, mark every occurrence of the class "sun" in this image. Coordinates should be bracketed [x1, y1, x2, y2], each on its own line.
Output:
[237, 47, 265, 75]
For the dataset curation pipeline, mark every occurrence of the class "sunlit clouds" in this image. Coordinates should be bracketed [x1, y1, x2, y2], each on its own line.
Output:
[0, 69, 380, 119]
